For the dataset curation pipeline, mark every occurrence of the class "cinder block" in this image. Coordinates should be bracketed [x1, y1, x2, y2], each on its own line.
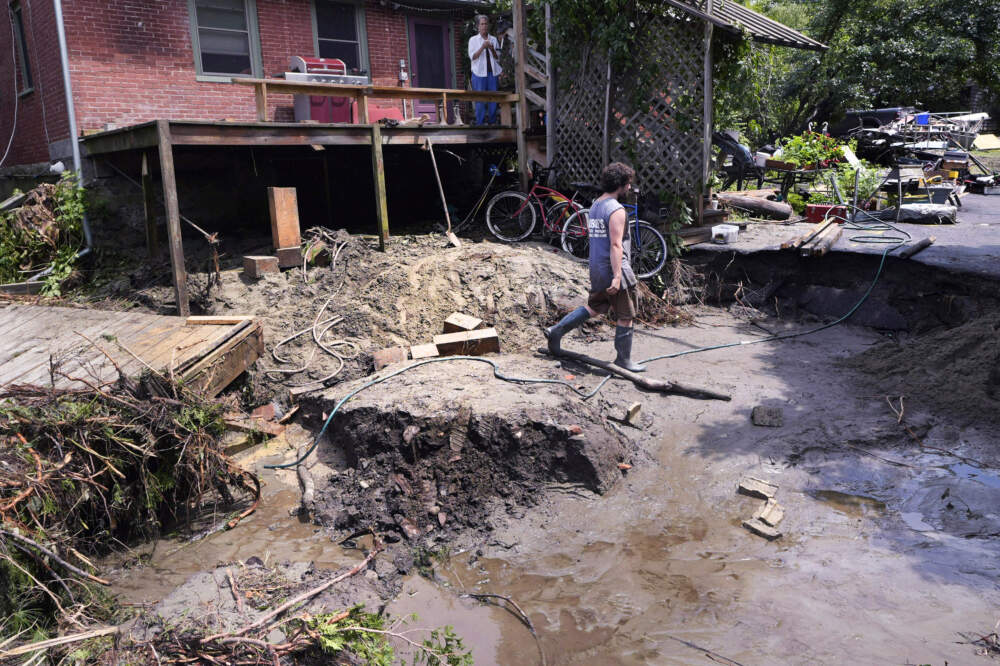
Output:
[443, 312, 483, 333]
[243, 255, 279, 279]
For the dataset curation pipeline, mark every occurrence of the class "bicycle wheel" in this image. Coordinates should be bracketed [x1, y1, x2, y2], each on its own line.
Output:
[486, 191, 536, 242]
[631, 221, 668, 278]
[560, 209, 590, 262]
[545, 201, 580, 237]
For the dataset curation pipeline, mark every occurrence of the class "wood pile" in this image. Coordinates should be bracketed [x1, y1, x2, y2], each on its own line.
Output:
[780, 219, 843, 256]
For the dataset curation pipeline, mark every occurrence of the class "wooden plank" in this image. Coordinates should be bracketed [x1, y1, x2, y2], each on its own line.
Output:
[141, 152, 160, 258]
[267, 187, 302, 250]
[524, 63, 547, 85]
[433, 328, 500, 356]
[231, 78, 518, 103]
[186, 316, 253, 326]
[410, 343, 439, 360]
[702, 0, 714, 196]
[174, 320, 253, 373]
[141, 326, 221, 374]
[371, 124, 389, 251]
[156, 120, 190, 317]
[500, 103, 512, 127]
[544, 2, 555, 163]
[524, 88, 545, 108]
[182, 322, 264, 396]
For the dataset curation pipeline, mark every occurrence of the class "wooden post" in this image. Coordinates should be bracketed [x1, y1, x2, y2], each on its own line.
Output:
[155, 120, 189, 317]
[512, 0, 529, 190]
[255, 82, 268, 121]
[370, 124, 389, 251]
[357, 93, 369, 124]
[702, 0, 714, 198]
[140, 151, 160, 257]
[500, 102, 512, 126]
[544, 3, 555, 164]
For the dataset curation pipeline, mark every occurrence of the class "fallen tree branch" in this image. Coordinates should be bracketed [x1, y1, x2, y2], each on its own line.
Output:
[463, 592, 546, 666]
[0, 528, 110, 585]
[0, 626, 119, 659]
[542, 348, 731, 401]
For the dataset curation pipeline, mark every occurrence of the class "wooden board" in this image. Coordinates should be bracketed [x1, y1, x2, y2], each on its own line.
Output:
[0, 305, 262, 396]
[433, 328, 500, 356]
[267, 187, 302, 251]
[443, 312, 483, 333]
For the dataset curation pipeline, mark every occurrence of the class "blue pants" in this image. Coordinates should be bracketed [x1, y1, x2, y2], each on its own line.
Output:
[471, 73, 498, 125]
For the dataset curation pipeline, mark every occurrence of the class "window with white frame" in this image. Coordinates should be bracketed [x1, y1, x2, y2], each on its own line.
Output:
[188, 0, 261, 77]
[314, 1, 366, 72]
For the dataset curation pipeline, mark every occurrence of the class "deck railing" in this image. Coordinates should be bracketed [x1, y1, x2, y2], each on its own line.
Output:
[232, 78, 519, 126]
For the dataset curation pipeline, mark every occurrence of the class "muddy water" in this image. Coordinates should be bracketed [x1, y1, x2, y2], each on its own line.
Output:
[434, 318, 1000, 664]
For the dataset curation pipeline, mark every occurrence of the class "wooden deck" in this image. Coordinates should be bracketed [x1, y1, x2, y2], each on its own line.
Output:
[0, 304, 263, 396]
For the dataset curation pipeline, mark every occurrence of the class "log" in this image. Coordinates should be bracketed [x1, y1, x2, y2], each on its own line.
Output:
[542, 348, 731, 401]
[717, 192, 792, 220]
[897, 236, 935, 259]
[809, 223, 842, 256]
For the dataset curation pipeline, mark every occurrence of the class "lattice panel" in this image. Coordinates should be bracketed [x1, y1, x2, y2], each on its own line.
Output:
[553, 10, 708, 208]
[610, 12, 706, 202]
[554, 48, 610, 187]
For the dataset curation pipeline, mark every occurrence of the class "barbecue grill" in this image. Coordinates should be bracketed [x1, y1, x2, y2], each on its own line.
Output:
[287, 56, 369, 124]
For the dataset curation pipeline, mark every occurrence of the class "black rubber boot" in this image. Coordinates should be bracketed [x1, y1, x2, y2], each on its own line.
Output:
[544, 307, 590, 356]
[614, 325, 646, 372]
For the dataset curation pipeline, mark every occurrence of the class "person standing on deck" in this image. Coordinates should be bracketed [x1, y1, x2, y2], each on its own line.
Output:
[468, 15, 502, 125]
[544, 162, 645, 372]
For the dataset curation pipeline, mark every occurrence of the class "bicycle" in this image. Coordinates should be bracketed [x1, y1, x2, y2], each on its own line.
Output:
[484, 161, 587, 243]
[559, 184, 668, 279]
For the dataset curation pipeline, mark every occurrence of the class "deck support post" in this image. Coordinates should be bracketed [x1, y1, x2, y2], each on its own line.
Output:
[156, 120, 190, 316]
[141, 151, 160, 258]
[512, 0, 529, 190]
[370, 124, 390, 251]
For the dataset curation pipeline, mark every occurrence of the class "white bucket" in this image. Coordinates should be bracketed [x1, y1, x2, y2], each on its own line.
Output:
[712, 224, 739, 244]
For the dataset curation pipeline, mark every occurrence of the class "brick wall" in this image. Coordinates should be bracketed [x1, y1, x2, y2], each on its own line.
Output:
[0, 0, 69, 166]
[0, 0, 474, 168]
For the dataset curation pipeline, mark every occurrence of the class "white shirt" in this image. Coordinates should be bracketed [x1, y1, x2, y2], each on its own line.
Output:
[467, 34, 502, 78]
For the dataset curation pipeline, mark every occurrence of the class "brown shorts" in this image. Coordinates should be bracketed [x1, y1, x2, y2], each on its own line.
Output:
[588, 285, 638, 320]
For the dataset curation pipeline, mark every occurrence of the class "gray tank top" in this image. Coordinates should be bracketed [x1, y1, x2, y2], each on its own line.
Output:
[587, 197, 636, 292]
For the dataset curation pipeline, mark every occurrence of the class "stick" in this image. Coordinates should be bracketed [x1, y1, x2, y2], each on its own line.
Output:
[463, 593, 546, 666]
[207, 547, 380, 640]
[227, 567, 244, 613]
[539, 348, 731, 401]
[0, 528, 110, 585]
[897, 235, 935, 259]
[425, 138, 461, 248]
[0, 626, 119, 658]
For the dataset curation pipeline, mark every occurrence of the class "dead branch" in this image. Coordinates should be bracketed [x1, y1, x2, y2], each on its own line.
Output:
[0, 626, 119, 659]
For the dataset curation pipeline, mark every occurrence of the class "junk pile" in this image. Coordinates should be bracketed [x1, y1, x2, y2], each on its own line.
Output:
[0, 175, 86, 294]
[0, 365, 259, 650]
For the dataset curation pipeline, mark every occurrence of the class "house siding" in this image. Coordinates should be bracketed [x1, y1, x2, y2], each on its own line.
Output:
[0, 0, 473, 168]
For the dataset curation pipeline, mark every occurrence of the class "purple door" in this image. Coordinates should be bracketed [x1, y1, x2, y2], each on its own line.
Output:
[408, 18, 452, 122]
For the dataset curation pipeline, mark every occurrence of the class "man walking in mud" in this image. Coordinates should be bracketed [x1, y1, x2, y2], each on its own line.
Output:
[545, 162, 645, 372]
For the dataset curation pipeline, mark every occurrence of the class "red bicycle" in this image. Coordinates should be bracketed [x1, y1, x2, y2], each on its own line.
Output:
[484, 162, 587, 242]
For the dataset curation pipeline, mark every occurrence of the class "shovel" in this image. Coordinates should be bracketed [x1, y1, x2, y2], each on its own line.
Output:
[425, 137, 461, 248]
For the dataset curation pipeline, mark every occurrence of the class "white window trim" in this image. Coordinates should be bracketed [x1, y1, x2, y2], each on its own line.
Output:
[187, 0, 263, 81]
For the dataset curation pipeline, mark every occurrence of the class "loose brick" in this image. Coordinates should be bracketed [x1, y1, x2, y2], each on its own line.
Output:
[243, 255, 279, 279]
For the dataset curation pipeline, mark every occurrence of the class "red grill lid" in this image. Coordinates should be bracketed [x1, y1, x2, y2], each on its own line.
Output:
[289, 56, 347, 75]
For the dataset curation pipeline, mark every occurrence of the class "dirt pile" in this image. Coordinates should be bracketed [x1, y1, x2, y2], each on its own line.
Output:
[845, 313, 1000, 425]
[300, 355, 634, 546]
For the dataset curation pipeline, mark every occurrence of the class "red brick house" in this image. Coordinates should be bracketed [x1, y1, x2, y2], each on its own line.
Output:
[0, 0, 486, 171]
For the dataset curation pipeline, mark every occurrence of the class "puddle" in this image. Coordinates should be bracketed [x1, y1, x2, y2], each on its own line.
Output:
[900, 511, 936, 532]
[109, 487, 355, 605]
[804, 489, 887, 517]
[945, 462, 1000, 489]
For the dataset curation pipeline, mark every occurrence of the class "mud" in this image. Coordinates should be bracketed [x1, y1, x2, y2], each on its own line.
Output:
[300, 355, 637, 549]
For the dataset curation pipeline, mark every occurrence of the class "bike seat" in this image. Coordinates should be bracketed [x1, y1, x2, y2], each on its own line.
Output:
[570, 181, 601, 192]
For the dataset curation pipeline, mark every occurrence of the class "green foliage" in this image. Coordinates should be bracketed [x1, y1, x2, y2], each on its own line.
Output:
[312, 606, 396, 664]
[776, 131, 847, 168]
[658, 190, 693, 258]
[0, 172, 86, 289]
[414, 625, 474, 666]
[809, 160, 883, 204]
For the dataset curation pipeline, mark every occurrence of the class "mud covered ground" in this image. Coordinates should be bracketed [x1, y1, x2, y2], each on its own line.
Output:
[86, 225, 1000, 664]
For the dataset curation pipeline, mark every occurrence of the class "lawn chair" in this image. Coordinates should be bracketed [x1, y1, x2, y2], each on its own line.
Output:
[712, 131, 761, 191]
